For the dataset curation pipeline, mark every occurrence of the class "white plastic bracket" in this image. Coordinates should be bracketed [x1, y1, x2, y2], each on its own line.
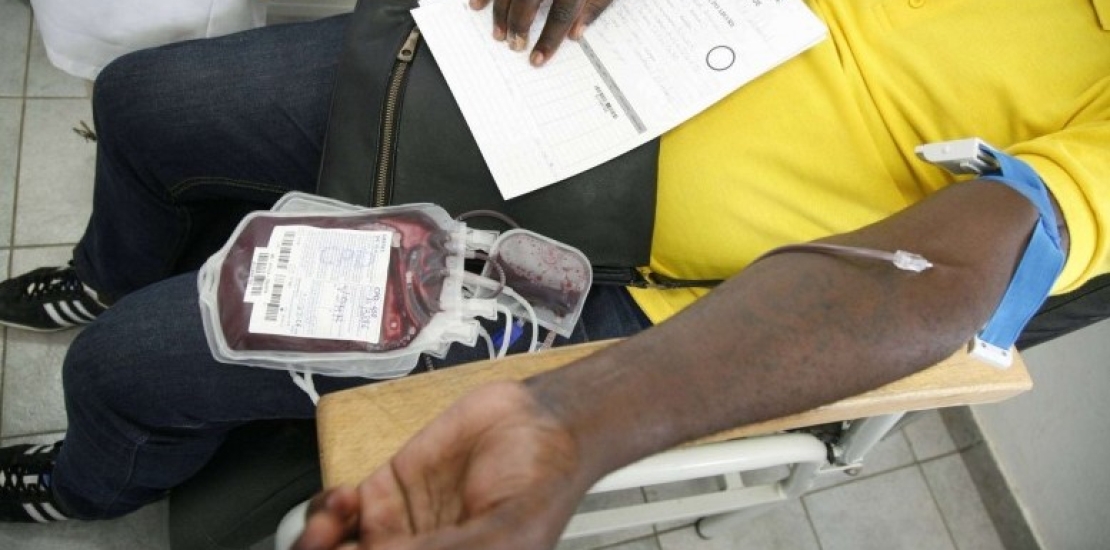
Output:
[914, 137, 998, 176]
[968, 335, 1014, 369]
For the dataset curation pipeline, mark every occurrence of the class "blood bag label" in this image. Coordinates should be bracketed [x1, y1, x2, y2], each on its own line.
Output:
[247, 226, 393, 343]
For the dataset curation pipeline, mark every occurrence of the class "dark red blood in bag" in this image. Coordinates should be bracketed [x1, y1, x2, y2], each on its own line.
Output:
[218, 211, 453, 353]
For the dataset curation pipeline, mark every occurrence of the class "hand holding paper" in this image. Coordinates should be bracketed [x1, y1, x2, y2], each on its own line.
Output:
[467, 0, 616, 65]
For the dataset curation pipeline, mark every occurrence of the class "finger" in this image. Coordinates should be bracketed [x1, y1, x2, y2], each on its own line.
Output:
[490, 0, 512, 41]
[294, 486, 361, 550]
[375, 386, 539, 534]
[381, 504, 563, 550]
[506, 0, 548, 53]
[306, 485, 358, 517]
[470, 0, 507, 41]
[531, 0, 585, 65]
[569, 0, 613, 40]
[388, 416, 485, 532]
[358, 464, 418, 543]
[304, 490, 331, 517]
[394, 462, 466, 534]
[293, 505, 360, 550]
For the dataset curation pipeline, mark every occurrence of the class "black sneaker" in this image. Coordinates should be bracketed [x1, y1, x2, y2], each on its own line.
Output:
[0, 263, 108, 331]
[0, 442, 70, 523]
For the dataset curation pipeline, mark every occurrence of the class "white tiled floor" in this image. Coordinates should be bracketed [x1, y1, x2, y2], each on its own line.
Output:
[0, 2, 1007, 548]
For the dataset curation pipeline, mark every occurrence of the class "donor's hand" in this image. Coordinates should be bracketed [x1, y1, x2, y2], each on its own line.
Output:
[291, 381, 595, 550]
[469, 0, 615, 66]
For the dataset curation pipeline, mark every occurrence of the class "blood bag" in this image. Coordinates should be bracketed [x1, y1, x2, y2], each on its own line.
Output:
[198, 195, 489, 378]
[198, 192, 592, 379]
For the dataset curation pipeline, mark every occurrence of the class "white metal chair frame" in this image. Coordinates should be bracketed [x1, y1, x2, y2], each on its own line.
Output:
[275, 412, 904, 547]
[565, 412, 902, 540]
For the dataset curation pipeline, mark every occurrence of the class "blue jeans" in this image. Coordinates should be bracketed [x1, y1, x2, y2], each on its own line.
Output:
[52, 16, 652, 519]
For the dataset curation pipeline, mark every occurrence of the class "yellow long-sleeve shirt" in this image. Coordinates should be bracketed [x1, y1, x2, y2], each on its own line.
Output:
[631, 0, 1110, 323]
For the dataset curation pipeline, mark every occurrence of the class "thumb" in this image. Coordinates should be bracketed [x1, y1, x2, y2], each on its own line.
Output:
[570, 0, 613, 39]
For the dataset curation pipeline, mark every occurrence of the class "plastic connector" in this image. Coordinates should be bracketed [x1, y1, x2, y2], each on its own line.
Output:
[968, 335, 1014, 369]
[914, 138, 998, 176]
[461, 297, 499, 321]
[891, 250, 933, 273]
[465, 228, 500, 255]
[440, 319, 481, 350]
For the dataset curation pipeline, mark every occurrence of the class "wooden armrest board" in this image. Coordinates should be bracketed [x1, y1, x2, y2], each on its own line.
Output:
[317, 340, 1031, 488]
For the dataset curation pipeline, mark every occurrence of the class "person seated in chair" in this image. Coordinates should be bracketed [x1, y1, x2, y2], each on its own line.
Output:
[0, 4, 1105, 550]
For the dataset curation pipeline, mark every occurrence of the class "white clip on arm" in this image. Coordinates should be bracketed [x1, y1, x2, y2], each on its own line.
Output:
[914, 138, 998, 176]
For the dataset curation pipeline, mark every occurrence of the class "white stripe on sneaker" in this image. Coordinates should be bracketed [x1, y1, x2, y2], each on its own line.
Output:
[43, 304, 75, 328]
[25, 444, 46, 455]
[70, 301, 97, 321]
[39, 502, 68, 521]
[23, 503, 49, 523]
[56, 301, 88, 324]
[83, 284, 109, 308]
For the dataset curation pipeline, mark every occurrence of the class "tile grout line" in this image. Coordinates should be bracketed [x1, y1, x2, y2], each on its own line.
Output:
[648, 521, 695, 548]
[0, 242, 80, 252]
[640, 486, 687, 545]
[802, 461, 961, 550]
[642, 486, 664, 541]
[19, 0, 31, 111]
[568, 529, 665, 550]
[0, 0, 36, 439]
[955, 440, 1042, 550]
[3, 96, 89, 101]
[802, 455, 923, 496]
[24, 15, 94, 101]
[939, 406, 1040, 549]
[799, 498, 827, 550]
[916, 461, 962, 550]
[805, 461, 922, 497]
[0, 429, 66, 444]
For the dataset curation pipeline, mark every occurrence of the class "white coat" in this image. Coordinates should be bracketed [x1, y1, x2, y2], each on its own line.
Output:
[30, 0, 268, 80]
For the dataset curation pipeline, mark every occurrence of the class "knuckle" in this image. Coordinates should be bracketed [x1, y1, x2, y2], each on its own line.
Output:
[582, 0, 611, 21]
[548, 5, 577, 25]
[509, 22, 531, 35]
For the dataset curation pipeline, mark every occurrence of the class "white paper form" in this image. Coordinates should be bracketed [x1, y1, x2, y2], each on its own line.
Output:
[412, 0, 827, 199]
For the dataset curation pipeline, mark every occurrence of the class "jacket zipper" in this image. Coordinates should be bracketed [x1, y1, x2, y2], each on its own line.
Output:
[625, 268, 723, 289]
[373, 26, 422, 207]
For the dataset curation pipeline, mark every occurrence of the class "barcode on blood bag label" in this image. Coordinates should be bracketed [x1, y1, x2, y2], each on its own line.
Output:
[244, 248, 275, 303]
[277, 231, 295, 270]
[264, 274, 287, 322]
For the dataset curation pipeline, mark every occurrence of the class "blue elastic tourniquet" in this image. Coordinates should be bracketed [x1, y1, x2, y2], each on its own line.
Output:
[975, 145, 1065, 351]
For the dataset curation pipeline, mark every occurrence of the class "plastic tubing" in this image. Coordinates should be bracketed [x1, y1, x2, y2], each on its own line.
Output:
[758, 243, 933, 273]
[289, 371, 320, 405]
[500, 286, 541, 353]
[494, 304, 515, 358]
[463, 272, 541, 354]
[477, 326, 496, 360]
